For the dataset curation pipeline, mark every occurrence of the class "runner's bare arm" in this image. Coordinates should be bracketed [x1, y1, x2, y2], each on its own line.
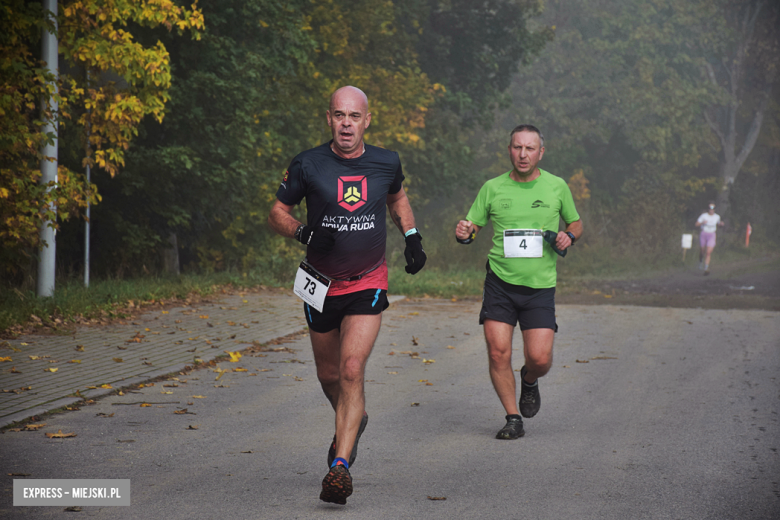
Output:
[456, 220, 481, 240]
[268, 199, 303, 239]
[555, 219, 583, 250]
[386, 188, 417, 234]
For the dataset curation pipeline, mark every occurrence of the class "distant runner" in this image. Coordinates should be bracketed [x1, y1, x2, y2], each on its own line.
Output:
[455, 124, 582, 440]
[695, 202, 724, 276]
[268, 86, 426, 504]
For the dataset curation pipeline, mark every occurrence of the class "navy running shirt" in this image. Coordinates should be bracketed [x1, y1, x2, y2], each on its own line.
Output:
[276, 142, 404, 280]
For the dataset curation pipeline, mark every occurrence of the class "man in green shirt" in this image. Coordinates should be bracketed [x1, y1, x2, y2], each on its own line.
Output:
[455, 124, 583, 440]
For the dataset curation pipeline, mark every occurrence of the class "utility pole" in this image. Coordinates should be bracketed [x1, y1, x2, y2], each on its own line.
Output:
[84, 72, 91, 288]
[37, 0, 58, 297]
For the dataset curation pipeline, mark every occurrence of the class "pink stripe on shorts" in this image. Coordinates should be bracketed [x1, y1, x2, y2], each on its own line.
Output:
[700, 231, 716, 248]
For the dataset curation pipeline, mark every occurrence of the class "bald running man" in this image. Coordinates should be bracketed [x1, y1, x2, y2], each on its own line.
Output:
[268, 86, 426, 504]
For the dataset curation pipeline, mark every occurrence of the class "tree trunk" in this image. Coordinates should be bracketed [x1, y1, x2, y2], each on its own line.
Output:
[162, 232, 180, 275]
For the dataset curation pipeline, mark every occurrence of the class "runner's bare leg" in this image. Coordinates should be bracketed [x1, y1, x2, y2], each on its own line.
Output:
[311, 313, 382, 462]
[484, 319, 520, 416]
[310, 329, 342, 409]
[521, 328, 554, 383]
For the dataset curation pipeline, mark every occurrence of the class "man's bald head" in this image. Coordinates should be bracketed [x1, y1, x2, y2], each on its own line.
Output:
[330, 86, 369, 112]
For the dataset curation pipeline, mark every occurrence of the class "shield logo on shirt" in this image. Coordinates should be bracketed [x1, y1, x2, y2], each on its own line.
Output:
[338, 176, 368, 212]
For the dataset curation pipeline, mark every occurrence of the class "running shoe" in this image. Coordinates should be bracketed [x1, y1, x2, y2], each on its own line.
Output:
[519, 365, 541, 418]
[320, 464, 353, 505]
[496, 414, 524, 439]
[327, 412, 368, 468]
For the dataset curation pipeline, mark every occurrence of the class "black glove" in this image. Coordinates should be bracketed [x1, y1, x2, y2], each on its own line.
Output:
[404, 232, 426, 274]
[296, 225, 336, 253]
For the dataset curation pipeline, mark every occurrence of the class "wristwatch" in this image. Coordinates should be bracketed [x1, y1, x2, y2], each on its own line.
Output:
[565, 231, 576, 245]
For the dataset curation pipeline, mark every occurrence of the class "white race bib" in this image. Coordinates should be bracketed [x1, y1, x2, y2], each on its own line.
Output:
[293, 261, 331, 312]
[504, 229, 544, 258]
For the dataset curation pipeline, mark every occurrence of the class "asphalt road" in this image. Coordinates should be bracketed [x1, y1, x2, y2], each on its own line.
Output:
[1, 299, 778, 519]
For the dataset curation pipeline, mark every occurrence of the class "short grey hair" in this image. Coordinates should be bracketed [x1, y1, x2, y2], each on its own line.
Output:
[509, 124, 544, 148]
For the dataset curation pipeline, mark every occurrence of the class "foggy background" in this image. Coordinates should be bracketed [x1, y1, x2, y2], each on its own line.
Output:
[3, 0, 779, 292]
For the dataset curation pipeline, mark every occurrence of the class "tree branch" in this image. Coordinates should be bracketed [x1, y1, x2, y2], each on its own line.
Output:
[703, 110, 726, 149]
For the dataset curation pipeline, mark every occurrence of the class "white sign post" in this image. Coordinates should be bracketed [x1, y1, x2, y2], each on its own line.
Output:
[681, 233, 693, 261]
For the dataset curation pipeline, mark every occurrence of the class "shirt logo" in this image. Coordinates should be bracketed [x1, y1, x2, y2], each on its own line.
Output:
[531, 199, 550, 209]
[499, 199, 512, 209]
[280, 170, 289, 189]
[338, 176, 368, 212]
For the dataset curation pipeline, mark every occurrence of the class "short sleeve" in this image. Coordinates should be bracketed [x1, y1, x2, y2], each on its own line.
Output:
[559, 182, 580, 224]
[388, 155, 405, 194]
[466, 182, 491, 227]
[275, 156, 307, 205]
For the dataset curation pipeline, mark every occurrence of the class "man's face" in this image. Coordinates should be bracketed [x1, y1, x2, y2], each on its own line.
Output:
[708, 204, 715, 214]
[327, 88, 371, 156]
[508, 130, 544, 177]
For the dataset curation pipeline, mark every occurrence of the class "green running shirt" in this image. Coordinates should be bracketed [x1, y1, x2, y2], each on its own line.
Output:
[466, 169, 580, 288]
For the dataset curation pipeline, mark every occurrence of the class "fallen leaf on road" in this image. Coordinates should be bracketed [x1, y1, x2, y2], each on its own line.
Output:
[422, 359, 435, 364]
[387, 371, 398, 375]
[427, 496, 446, 500]
[411, 402, 420, 406]
[411, 336, 419, 346]
[46, 430, 76, 438]
[20, 342, 29, 346]
[591, 356, 618, 360]
[95, 413, 114, 418]
[113, 358, 123, 363]
[199, 315, 209, 319]
[2, 386, 31, 394]
[418, 379, 428, 382]
[408, 312, 419, 316]
[101, 384, 112, 389]
[64, 507, 82, 512]
[0, 356, 11, 362]
[186, 348, 197, 352]
[464, 332, 470, 335]
[10, 367, 21, 373]
[8, 473, 31, 476]
[140, 403, 152, 407]
[161, 391, 173, 394]
[187, 425, 199, 430]
[68, 360, 81, 364]
[75, 345, 85, 351]
[142, 361, 153, 366]
[29, 355, 50, 360]
[162, 311, 169, 314]
[163, 383, 179, 388]
[20, 423, 46, 431]
[174, 409, 196, 415]
[44, 368, 58, 372]
[259, 369, 271, 372]
[425, 382, 433, 386]
[117, 346, 128, 350]
[226, 351, 242, 362]
[191, 395, 206, 399]
[447, 346, 455, 349]
[576, 359, 589, 363]
[234, 368, 248, 372]
[241, 450, 253, 454]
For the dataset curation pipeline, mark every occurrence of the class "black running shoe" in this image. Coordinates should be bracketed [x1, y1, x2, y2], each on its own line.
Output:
[519, 365, 541, 418]
[320, 464, 353, 505]
[496, 414, 525, 439]
[327, 412, 368, 468]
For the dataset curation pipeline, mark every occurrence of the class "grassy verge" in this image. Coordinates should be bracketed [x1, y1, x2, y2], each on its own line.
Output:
[0, 272, 281, 335]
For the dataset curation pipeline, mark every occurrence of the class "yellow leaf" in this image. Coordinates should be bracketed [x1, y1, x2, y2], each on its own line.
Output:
[233, 368, 248, 372]
[100, 384, 112, 389]
[68, 360, 81, 364]
[0, 357, 11, 362]
[191, 395, 206, 399]
[140, 403, 152, 407]
[44, 368, 58, 373]
[225, 351, 242, 362]
[113, 358, 123, 363]
[46, 429, 76, 438]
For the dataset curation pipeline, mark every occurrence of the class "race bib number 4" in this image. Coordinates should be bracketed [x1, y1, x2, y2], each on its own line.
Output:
[293, 262, 331, 312]
[504, 229, 544, 258]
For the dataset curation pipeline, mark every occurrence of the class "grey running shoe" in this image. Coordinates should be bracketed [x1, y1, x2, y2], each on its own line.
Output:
[519, 365, 541, 418]
[327, 412, 368, 468]
[496, 414, 525, 439]
[320, 464, 353, 505]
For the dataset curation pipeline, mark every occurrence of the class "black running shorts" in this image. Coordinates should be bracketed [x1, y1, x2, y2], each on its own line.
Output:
[479, 263, 557, 332]
[304, 289, 389, 333]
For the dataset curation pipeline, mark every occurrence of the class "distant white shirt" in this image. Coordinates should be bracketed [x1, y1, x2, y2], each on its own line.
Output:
[697, 212, 721, 233]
